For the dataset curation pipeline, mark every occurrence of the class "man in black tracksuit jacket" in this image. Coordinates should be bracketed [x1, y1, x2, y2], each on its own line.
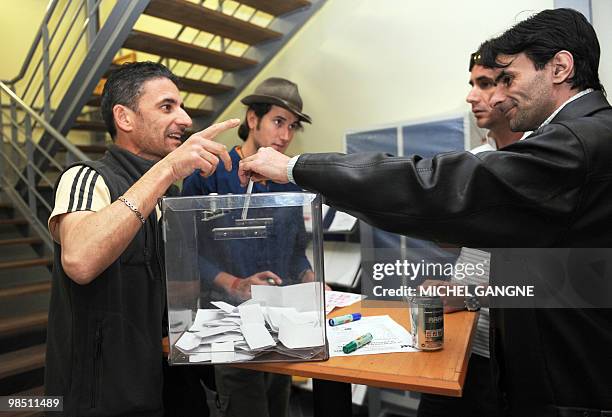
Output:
[238, 9, 612, 417]
[45, 62, 238, 416]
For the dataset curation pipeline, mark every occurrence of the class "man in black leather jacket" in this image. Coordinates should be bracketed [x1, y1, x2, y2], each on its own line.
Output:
[239, 9, 612, 417]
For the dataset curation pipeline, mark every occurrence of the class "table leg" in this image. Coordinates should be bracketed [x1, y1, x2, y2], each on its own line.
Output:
[312, 379, 352, 417]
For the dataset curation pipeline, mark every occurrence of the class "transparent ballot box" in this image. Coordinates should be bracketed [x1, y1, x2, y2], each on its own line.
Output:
[162, 192, 328, 365]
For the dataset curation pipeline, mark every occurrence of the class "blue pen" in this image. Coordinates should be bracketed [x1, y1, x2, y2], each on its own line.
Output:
[328, 313, 361, 326]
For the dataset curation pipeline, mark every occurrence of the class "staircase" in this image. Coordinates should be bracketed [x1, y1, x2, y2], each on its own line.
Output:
[0, 197, 50, 416]
[0, 0, 324, 405]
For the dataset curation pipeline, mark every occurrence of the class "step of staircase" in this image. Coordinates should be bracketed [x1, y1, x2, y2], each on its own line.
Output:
[0, 312, 48, 339]
[87, 94, 213, 118]
[0, 258, 52, 271]
[0, 218, 29, 227]
[0, 345, 46, 381]
[0, 282, 51, 299]
[103, 64, 233, 96]
[144, 0, 282, 45]
[72, 120, 106, 132]
[124, 30, 258, 71]
[0, 237, 44, 247]
[239, 0, 311, 16]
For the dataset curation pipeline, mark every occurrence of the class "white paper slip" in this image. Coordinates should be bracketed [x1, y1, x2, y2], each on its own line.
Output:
[189, 352, 212, 363]
[232, 351, 257, 362]
[195, 325, 239, 339]
[266, 307, 297, 331]
[282, 309, 320, 325]
[283, 282, 321, 312]
[241, 323, 276, 350]
[251, 282, 321, 312]
[211, 341, 235, 363]
[278, 315, 325, 349]
[327, 315, 417, 357]
[235, 343, 251, 351]
[200, 332, 245, 345]
[238, 303, 266, 324]
[250, 285, 278, 307]
[211, 301, 236, 314]
[189, 345, 212, 354]
[189, 309, 223, 331]
[203, 319, 243, 327]
[175, 332, 201, 351]
[328, 210, 358, 232]
[238, 298, 260, 308]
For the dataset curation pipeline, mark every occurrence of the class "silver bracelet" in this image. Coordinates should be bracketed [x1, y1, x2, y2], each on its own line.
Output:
[118, 196, 146, 224]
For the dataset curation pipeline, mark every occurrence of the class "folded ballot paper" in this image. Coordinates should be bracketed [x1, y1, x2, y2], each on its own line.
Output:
[173, 282, 327, 364]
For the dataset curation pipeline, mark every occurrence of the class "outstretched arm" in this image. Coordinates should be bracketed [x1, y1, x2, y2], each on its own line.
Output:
[56, 119, 239, 284]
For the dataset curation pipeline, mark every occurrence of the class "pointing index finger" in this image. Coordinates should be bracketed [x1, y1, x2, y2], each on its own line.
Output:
[201, 118, 240, 138]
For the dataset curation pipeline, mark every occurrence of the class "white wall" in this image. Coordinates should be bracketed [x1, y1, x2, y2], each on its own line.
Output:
[592, 0, 612, 92]
[214, 0, 554, 154]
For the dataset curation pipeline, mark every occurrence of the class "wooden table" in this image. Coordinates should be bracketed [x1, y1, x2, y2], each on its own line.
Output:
[237, 300, 478, 416]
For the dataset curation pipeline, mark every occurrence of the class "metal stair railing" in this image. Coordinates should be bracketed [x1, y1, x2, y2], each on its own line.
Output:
[0, 81, 89, 251]
[3, 0, 103, 122]
[3, 0, 150, 223]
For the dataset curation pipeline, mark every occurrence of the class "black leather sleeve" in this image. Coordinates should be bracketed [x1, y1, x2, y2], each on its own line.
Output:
[293, 124, 586, 248]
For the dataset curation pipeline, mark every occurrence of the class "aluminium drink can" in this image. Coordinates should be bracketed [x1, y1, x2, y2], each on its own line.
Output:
[409, 296, 444, 350]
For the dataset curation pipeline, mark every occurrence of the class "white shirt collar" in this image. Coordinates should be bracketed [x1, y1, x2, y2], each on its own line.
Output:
[537, 88, 594, 130]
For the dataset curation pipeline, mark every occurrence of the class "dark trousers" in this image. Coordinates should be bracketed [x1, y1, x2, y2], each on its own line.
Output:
[162, 360, 215, 417]
[417, 353, 501, 417]
[214, 366, 291, 417]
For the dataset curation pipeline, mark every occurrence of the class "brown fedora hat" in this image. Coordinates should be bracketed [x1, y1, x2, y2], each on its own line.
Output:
[241, 77, 312, 123]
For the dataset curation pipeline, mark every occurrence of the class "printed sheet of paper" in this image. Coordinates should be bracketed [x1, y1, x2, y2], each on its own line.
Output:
[325, 290, 365, 314]
[326, 315, 417, 357]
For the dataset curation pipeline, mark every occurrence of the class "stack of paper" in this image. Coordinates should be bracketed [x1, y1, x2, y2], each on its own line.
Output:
[173, 282, 326, 364]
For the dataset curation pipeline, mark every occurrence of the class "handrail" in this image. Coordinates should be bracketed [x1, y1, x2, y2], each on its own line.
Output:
[20, 0, 73, 100]
[0, 82, 89, 162]
[1, 0, 60, 85]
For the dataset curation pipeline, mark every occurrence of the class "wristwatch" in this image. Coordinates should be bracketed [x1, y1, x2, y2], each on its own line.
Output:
[464, 295, 481, 311]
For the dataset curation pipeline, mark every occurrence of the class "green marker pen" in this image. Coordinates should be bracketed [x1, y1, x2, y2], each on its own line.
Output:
[342, 332, 373, 354]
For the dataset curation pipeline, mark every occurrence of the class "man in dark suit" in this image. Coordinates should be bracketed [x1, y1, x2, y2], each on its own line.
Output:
[238, 8, 612, 417]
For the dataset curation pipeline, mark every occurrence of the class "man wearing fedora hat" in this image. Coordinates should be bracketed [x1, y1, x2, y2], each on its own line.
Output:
[182, 77, 313, 417]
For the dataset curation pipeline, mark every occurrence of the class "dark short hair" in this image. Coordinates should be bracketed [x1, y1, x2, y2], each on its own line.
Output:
[101, 61, 179, 139]
[238, 103, 273, 141]
[468, 41, 493, 72]
[480, 8, 604, 92]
